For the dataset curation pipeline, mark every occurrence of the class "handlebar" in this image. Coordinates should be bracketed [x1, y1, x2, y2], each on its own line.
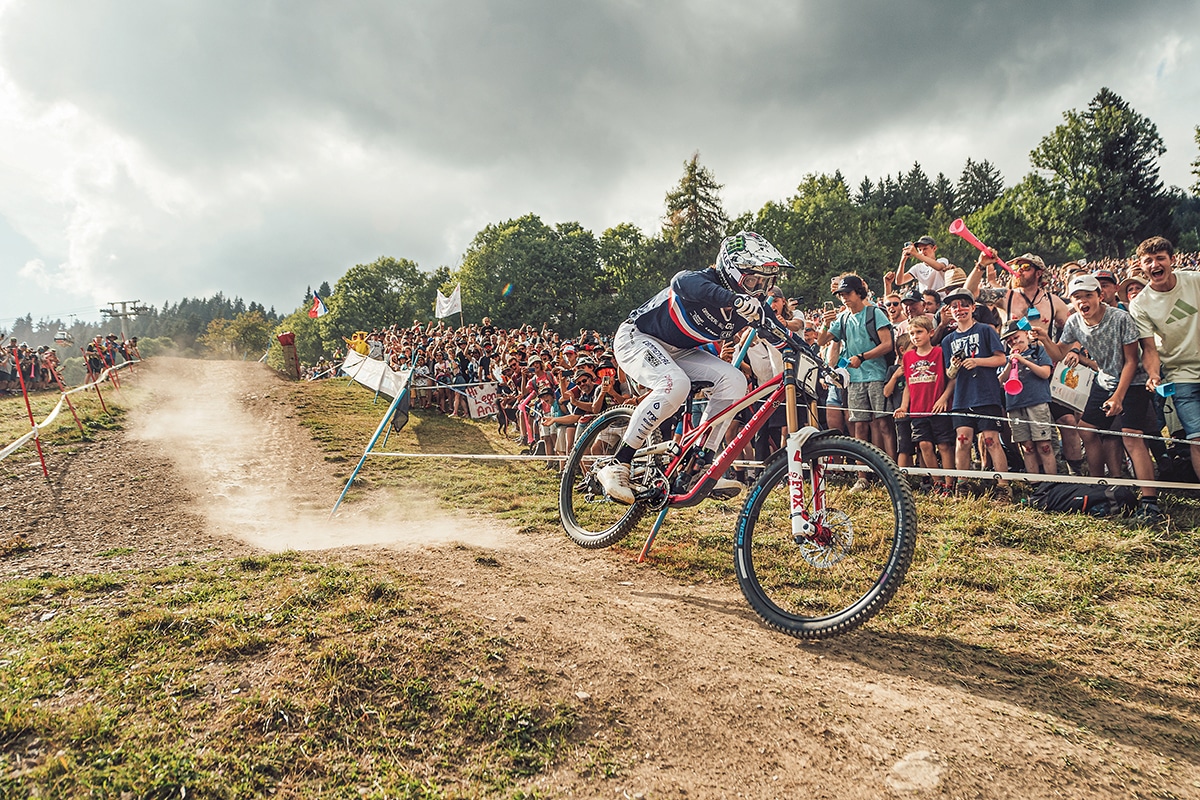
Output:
[754, 314, 845, 392]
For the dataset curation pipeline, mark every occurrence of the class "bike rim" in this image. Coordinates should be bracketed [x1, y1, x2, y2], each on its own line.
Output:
[736, 438, 914, 635]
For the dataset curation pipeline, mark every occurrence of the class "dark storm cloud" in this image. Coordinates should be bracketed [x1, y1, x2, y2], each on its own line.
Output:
[7, 1, 1178, 170]
[0, 0, 1197, 320]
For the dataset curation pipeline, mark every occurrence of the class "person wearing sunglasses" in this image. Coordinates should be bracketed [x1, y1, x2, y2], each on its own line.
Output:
[883, 292, 907, 328]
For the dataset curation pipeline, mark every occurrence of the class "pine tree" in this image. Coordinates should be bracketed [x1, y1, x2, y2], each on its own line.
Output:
[957, 158, 1005, 216]
[1030, 87, 1171, 256]
[662, 151, 730, 268]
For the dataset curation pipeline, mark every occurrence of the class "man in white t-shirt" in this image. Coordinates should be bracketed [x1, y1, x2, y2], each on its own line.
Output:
[1129, 235, 1200, 480]
[891, 235, 950, 294]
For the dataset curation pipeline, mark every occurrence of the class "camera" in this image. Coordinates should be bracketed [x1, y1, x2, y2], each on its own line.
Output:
[904, 241, 914, 249]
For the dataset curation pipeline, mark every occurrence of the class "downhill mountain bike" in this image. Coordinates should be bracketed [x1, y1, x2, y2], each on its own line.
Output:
[559, 315, 917, 639]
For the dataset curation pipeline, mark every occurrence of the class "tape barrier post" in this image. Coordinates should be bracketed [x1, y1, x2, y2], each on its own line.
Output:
[330, 370, 414, 518]
[372, 361, 387, 405]
[47, 364, 85, 435]
[11, 345, 49, 477]
[81, 348, 109, 415]
[1, 359, 140, 467]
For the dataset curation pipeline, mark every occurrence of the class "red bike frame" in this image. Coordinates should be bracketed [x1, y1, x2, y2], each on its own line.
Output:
[635, 350, 830, 561]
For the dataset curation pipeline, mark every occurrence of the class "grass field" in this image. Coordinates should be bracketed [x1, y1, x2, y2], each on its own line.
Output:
[4, 371, 1200, 796]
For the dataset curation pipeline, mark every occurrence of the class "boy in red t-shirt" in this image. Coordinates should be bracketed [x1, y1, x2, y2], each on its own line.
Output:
[895, 315, 955, 494]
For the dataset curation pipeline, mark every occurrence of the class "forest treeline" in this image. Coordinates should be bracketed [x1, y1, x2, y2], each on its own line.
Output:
[5, 88, 1199, 370]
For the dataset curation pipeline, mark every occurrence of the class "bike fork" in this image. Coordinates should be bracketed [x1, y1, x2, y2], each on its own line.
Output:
[786, 427, 822, 539]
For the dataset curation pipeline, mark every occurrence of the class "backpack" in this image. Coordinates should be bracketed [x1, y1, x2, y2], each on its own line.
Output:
[1027, 482, 1136, 516]
[838, 306, 892, 357]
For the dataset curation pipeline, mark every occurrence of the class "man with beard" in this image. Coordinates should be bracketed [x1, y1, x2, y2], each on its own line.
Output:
[968, 250, 1083, 475]
[1130, 236, 1200, 483]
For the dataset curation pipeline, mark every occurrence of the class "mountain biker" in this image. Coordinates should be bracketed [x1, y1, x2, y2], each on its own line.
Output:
[597, 231, 791, 504]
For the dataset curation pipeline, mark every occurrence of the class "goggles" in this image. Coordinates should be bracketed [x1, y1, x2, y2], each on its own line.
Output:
[740, 271, 778, 294]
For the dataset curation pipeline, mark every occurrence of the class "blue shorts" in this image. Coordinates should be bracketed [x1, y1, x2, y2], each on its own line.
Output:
[1170, 382, 1200, 440]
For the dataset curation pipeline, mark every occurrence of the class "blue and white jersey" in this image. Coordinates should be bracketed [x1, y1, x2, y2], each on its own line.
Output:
[629, 268, 759, 349]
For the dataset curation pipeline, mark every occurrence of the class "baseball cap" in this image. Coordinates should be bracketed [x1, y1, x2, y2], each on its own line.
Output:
[999, 319, 1026, 340]
[914, 236, 936, 247]
[1067, 275, 1102, 296]
[834, 275, 867, 295]
[561, 343, 575, 353]
[1092, 269, 1117, 285]
[902, 288, 924, 304]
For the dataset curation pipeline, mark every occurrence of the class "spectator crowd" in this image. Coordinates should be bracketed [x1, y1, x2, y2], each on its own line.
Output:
[1, 334, 139, 396]
[322, 236, 1200, 527]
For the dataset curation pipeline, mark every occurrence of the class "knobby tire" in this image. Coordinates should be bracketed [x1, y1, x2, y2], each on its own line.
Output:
[734, 434, 917, 639]
[559, 406, 651, 548]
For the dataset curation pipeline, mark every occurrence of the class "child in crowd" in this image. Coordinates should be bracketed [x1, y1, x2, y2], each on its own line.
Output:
[895, 315, 955, 494]
[883, 330, 913, 469]
[998, 321, 1057, 476]
[937, 288, 1012, 499]
[1037, 274, 1162, 525]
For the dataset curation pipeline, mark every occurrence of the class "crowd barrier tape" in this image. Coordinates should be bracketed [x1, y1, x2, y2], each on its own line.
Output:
[332, 374, 1200, 515]
[830, 401, 1195, 451]
[0, 359, 139, 465]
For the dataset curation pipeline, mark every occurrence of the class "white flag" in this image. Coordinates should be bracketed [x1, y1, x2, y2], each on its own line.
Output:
[435, 283, 462, 318]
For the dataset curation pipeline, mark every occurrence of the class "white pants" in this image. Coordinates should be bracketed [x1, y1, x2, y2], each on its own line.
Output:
[613, 321, 748, 451]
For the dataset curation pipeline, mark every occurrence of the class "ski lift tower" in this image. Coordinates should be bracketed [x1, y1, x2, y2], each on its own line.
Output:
[100, 300, 151, 341]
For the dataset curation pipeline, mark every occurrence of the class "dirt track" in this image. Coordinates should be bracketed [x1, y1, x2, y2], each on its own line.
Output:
[4, 359, 1199, 799]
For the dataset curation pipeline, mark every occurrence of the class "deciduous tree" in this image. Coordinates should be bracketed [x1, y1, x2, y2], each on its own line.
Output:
[320, 256, 428, 348]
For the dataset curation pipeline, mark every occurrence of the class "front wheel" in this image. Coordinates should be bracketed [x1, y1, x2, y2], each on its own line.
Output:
[734, 435, 917, 639]
[559, 406, 658, 548]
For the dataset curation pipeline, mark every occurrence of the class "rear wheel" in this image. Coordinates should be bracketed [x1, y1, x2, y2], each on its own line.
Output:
[734, 434, 917, 639]
[559, 406, 661, 548]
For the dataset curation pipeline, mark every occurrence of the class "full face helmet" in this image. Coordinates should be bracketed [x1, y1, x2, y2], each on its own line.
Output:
[715, 231, 792, 297]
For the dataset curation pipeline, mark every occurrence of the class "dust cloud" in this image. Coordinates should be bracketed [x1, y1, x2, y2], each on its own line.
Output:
[131, 360, 517, 553]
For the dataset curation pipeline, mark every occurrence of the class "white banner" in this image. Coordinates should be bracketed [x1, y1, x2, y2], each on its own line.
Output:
[435, 284, 462, 319]
[466, 382, 498, 419]
[341, 350, 412, 400]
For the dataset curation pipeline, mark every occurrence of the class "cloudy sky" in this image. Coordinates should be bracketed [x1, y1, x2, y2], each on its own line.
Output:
[1, 0, 1198, 330]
